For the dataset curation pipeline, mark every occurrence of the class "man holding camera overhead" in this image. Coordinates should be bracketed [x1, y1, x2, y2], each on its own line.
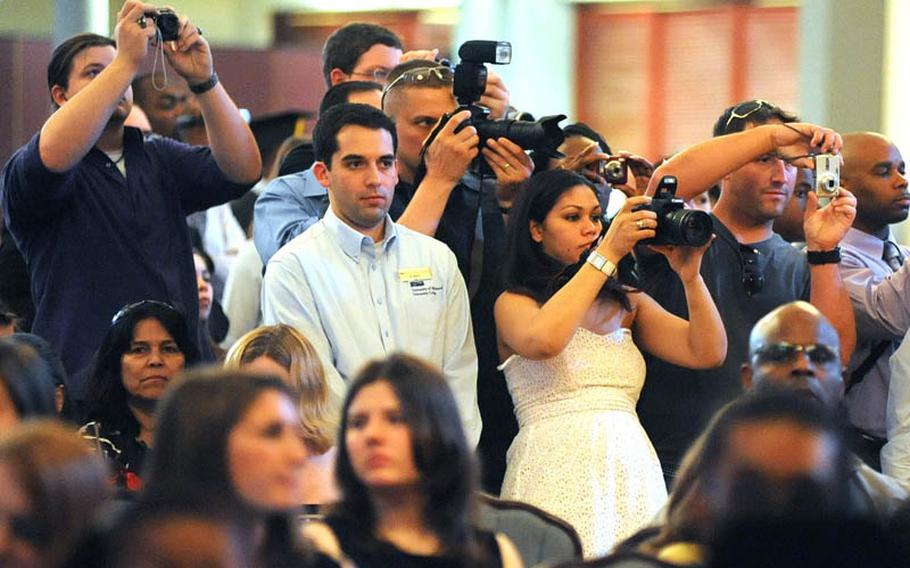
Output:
[0, 1, 260, 417]
[381, 53, 543, 491]
[633, 100, 857, 486]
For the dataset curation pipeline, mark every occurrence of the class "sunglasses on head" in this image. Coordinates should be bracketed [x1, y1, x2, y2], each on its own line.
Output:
[724, 99, 776, 129]
[381, 66, 454, 107]
[752, 342, 839, 365]
[111, 300, 179, 325]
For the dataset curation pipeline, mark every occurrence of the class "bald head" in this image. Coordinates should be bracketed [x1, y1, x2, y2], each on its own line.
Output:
[744, 301, 843, 407]
[841, 132, 909, 234]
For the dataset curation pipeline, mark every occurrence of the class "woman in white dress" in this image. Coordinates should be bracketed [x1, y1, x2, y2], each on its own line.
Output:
[495, 169, 727, 557]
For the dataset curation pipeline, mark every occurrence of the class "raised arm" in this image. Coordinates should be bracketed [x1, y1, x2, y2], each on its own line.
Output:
[632, 239, 727, 369]
[495, 196, 657, 360]
[649, 123, 842, 201]
[395, 109, 477, 235]
[164, 15, 261, 183]
[803, 189, 858, 364]
[39, 1, 156, 172]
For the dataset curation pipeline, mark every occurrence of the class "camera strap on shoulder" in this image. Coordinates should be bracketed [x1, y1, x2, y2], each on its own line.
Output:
[845, 340, 893, 395]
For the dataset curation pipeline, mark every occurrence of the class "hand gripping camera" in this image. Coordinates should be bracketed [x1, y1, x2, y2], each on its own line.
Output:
[425, 41, 566, 175]
[634, 176, 713, 246]
[146, 8, 180, 42]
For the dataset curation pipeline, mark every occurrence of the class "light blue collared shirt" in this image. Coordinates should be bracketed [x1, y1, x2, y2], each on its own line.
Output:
[253, 166, 329, 265]
[839, 227, 910, 440]
[261, 207, 481, 447]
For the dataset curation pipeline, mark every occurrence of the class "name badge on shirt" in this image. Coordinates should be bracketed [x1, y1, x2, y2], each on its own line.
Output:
[399, 267, 441, 297]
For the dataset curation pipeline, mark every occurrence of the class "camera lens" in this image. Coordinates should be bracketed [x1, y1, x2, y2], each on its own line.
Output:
[662, 209, 712, 246]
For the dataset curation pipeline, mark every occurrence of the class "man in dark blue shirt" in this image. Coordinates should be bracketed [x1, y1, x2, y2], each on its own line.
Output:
[0, 1, 261, 415]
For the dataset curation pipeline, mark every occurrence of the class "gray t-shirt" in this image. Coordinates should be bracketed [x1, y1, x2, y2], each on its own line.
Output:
[635, 215, 810, 478]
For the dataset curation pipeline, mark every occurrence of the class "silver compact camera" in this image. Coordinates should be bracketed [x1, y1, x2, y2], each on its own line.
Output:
[814, 154, 840, 205]
[599, 157, 628, 185]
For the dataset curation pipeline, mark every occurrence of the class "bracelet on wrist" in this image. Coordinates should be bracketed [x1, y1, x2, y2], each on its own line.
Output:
[587, 250, 617, 278]
[189, 72, 219, 95]
[806, 247, 841, 265]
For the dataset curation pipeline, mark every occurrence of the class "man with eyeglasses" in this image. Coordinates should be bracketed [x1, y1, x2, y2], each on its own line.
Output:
[831, 132, 910, 474]
[741, 301, 906, 519]
[634, 99, 858, 486]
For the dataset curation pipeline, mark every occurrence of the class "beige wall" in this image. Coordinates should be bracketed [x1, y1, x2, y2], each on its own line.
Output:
[0, 0, 54, 38]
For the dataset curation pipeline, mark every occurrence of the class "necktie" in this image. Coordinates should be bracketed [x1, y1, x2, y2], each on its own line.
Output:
[883, 240, 905, 272]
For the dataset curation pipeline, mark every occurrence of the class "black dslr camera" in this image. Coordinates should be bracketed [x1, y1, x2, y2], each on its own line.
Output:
[428, 41, 566, 174]
[146, 8, 180, 42]
[634, 176, 712, 246]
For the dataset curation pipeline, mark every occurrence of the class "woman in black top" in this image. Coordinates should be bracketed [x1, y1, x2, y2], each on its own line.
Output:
[80, 300, 199, 492]
[304, 354, 523, 568]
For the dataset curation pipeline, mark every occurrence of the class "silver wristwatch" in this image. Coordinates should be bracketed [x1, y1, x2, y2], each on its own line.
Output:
[586, 250, 617, 278]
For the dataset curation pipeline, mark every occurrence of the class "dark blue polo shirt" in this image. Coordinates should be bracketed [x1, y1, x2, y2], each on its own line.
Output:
[0, 127, 252, 401]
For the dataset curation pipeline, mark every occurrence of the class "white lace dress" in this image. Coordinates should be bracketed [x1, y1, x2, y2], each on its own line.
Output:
[498, 327, 668, 558]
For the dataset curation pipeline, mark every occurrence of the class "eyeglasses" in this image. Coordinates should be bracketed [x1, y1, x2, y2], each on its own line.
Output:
[350, 67, 392, 83]
[724, 99, 775, 129]
[740, 245, 764, 297]
[753, 342, 840, 365]
[381, 66, 454, 107]
[111, 300, 180, 325]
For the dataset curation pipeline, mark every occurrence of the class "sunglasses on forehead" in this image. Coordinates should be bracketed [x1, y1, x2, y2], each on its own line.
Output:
[724, 99, 777, 129]
[111, 300, 180, 325]
[752, 342, 840, 365]
[381, 66, 454, 107]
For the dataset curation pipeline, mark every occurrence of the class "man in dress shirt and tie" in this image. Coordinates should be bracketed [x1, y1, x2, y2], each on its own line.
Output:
[836, 132, 910, 471]
[260, 103, 481, 447]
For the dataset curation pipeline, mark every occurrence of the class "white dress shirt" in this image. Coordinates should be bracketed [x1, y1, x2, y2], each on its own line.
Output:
[261, 207, 481, 447]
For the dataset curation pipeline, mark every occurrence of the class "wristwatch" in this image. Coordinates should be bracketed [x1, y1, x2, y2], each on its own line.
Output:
[189, 72, 219, 95]
[587, 250, 617, 278]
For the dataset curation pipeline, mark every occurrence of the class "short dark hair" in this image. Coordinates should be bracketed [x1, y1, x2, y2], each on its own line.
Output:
[0, 339, 56, 419]
[319, 80, 383, 116]
[502, 168, 632, 309]
[713, 99, 799, 137]
[312, 103, 397, 167]
[334, 353, 483, 558]
[563, 122, 612, 154]
[322, 23, 403, 87]
[85, 301, 200, 432]
[47, 33, 115, 104]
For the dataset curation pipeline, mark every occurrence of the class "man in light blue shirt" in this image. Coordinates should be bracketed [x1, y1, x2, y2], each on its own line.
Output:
[261, 103, 481, 447]
[253, 82, 384, 264]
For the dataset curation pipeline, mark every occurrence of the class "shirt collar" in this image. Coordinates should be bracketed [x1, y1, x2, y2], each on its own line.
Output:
[322, 206, 397, 261]
[842, 227, 895, 257]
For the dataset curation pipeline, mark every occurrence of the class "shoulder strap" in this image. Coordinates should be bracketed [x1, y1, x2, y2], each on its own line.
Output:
[846, 341, 893, 394]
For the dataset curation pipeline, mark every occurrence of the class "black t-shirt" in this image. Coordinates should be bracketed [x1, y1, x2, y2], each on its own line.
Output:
[635, 215, 810, 478]
[325, 515, 503, 568]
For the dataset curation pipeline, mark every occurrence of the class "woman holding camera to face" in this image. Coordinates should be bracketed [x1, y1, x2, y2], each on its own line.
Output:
[494, 169, 726, 557]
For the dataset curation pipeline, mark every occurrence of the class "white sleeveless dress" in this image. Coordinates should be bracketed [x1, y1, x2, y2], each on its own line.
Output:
[498, 327, 668, 558]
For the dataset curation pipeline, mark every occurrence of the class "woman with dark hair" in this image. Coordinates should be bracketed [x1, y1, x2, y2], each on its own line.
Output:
[80, 300, 199, 492]
[0, 339, 57, 428]
[124, 370, 335, 568]
[303, 353, 523, 568]
[0, 419, 111, 568]
[495, 169, 726, 556]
